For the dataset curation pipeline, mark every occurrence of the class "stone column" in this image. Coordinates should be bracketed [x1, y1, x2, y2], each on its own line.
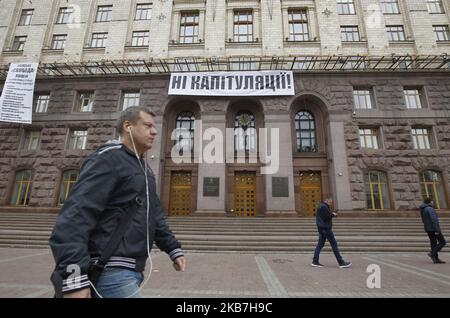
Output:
[253, 9, 261, 41]
[307, 7, 318, 41]
[403, 0, 440, 55]
[198, 10, 206, 42]
[264, 113, 296, 216]
[360, 0, 389, 56]
[170, 11, 180, 42]
[314, 0, 342, 55]
[227, 9, 234, 42]
[148, 0, 173, 57]
[195, 113, 227, 216]
[281, 8, 289, 41]
[328, 118, 353, 211]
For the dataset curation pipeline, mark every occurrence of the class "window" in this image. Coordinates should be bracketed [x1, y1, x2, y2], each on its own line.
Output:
[380, 0, 400, 14]
[235, 111, 256, 152]
[96, 5, 112, 22]
[341, 26, 360, 42]
[427, 0, 445, 14]
[11, 170, 32, 206]
[51, 34, 67, 50]
[12, 36, 27, 51]
[131, 31, 149, 46]
[174, 112, 195, 156]
[420, 171, 447, 209]
[433, 25, 450, 41]
[58, 170, 79, 205]
[288, 9, 309, 41]
[233, 10, 253, 42]
[34, 94, 50, 113]
[56, 7, 73, 24]
[135, 3, 152, 20]
[68, 130, 88, 150]
[121, 92, 140, 110]
[90, 33, 107, 48]
[76, 92, 94, 112]
[353, 89, 373, 109]
[404, 88, 424, 109]
[179, 11, 199, 44]
[387, 25, 406, 41]
[22, 130, 41, 151]
[18, 9, 34, 25]
[365, 171, 390, 210]
[337, 0, 356, 15]
[359, 128, 380, 149]
[411, 127, 432, 149]
[295, 111, 317, 152]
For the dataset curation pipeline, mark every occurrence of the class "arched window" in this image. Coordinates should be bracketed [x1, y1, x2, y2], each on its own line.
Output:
[295, 111, 317, 152]
[364, 171, 391, 210]
[420, 170, 447, 209]
[174, 111, 195, 156]
[11, 170, 32, 206]
[234, 111, 256, 152]
[58, 170, 79, 205]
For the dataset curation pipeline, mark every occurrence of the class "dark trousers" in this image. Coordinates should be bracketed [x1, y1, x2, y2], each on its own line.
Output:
[427, 231, 447, 258]
[313, 227, 344, 264]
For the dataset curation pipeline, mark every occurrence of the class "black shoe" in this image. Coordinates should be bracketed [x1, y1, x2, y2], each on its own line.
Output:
[311, 261, 324, 268]
[339, 261, 352, 268]
[428, 252, 438, 263]
[435, 258, 446, 264]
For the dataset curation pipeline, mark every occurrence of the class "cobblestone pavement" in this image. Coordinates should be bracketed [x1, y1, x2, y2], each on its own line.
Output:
[0, 248, 449, 298]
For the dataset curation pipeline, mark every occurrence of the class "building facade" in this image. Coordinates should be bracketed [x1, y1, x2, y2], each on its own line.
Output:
[0, 0, 449, 216]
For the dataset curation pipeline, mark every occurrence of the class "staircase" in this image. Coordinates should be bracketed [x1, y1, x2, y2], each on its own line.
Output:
[0, 212, 449, 253]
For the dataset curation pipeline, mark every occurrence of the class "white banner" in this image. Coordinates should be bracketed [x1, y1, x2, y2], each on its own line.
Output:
[0, 63, 38, 124]
[169, 70, 295, 96]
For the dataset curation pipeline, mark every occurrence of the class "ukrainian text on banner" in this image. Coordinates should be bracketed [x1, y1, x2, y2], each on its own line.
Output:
[0, 63, 38, 124]
[169, 71, 295, 96]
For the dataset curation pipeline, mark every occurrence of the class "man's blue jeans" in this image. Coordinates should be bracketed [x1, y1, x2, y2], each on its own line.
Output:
[427, 231, 447, 259]
[93, 267, 144, 298]
[313, 227, 344, 264]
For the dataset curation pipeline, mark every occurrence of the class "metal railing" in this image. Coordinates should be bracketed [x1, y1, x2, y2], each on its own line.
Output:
[0, 54, 448, 79]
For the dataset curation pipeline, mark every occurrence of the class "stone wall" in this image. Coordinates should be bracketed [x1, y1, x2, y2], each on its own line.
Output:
[0, 72, 449, 212]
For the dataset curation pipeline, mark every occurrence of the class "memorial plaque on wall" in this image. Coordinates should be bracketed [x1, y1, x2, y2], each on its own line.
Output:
[203, 177, 220, 197]
[272, 177, 289, 197]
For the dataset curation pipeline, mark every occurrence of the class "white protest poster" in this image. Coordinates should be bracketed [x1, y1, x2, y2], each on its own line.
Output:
[0, 63, 38, 124]
[169, 70, 295, 96]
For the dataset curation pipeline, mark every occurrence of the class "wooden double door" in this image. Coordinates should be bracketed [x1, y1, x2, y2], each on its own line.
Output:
[234, 172, 256, 216]
[169, 172, 192, 216]
[295, 172, 322, 216]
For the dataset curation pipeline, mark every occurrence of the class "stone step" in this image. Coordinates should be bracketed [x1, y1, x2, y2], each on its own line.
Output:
[0, 213, 447, 252]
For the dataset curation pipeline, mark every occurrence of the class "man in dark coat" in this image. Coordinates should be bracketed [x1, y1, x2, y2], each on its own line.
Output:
[420, 197, 446, 264]
[312, 194, 351, 268]
[49, 107, 186, 298]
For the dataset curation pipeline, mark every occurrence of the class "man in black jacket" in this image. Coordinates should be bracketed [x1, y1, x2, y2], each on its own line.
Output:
[420, 197, 446, 264]
[49, 106, 186, 298]
[312, 194, 351, 268]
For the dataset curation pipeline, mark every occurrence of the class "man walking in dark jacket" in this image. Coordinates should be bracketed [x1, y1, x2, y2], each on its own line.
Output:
[312, 194, 351, 268]
[49, 106, 186, 298]
[420, 197, 446, 264]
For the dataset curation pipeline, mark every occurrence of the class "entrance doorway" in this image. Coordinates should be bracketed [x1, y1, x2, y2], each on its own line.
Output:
[296, 172, 322, 216]
[234, 172, 256, 216]
[169, 172, 192, 216]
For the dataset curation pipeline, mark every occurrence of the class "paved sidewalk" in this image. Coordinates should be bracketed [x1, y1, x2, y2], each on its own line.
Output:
[0, 248, 449, 298]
